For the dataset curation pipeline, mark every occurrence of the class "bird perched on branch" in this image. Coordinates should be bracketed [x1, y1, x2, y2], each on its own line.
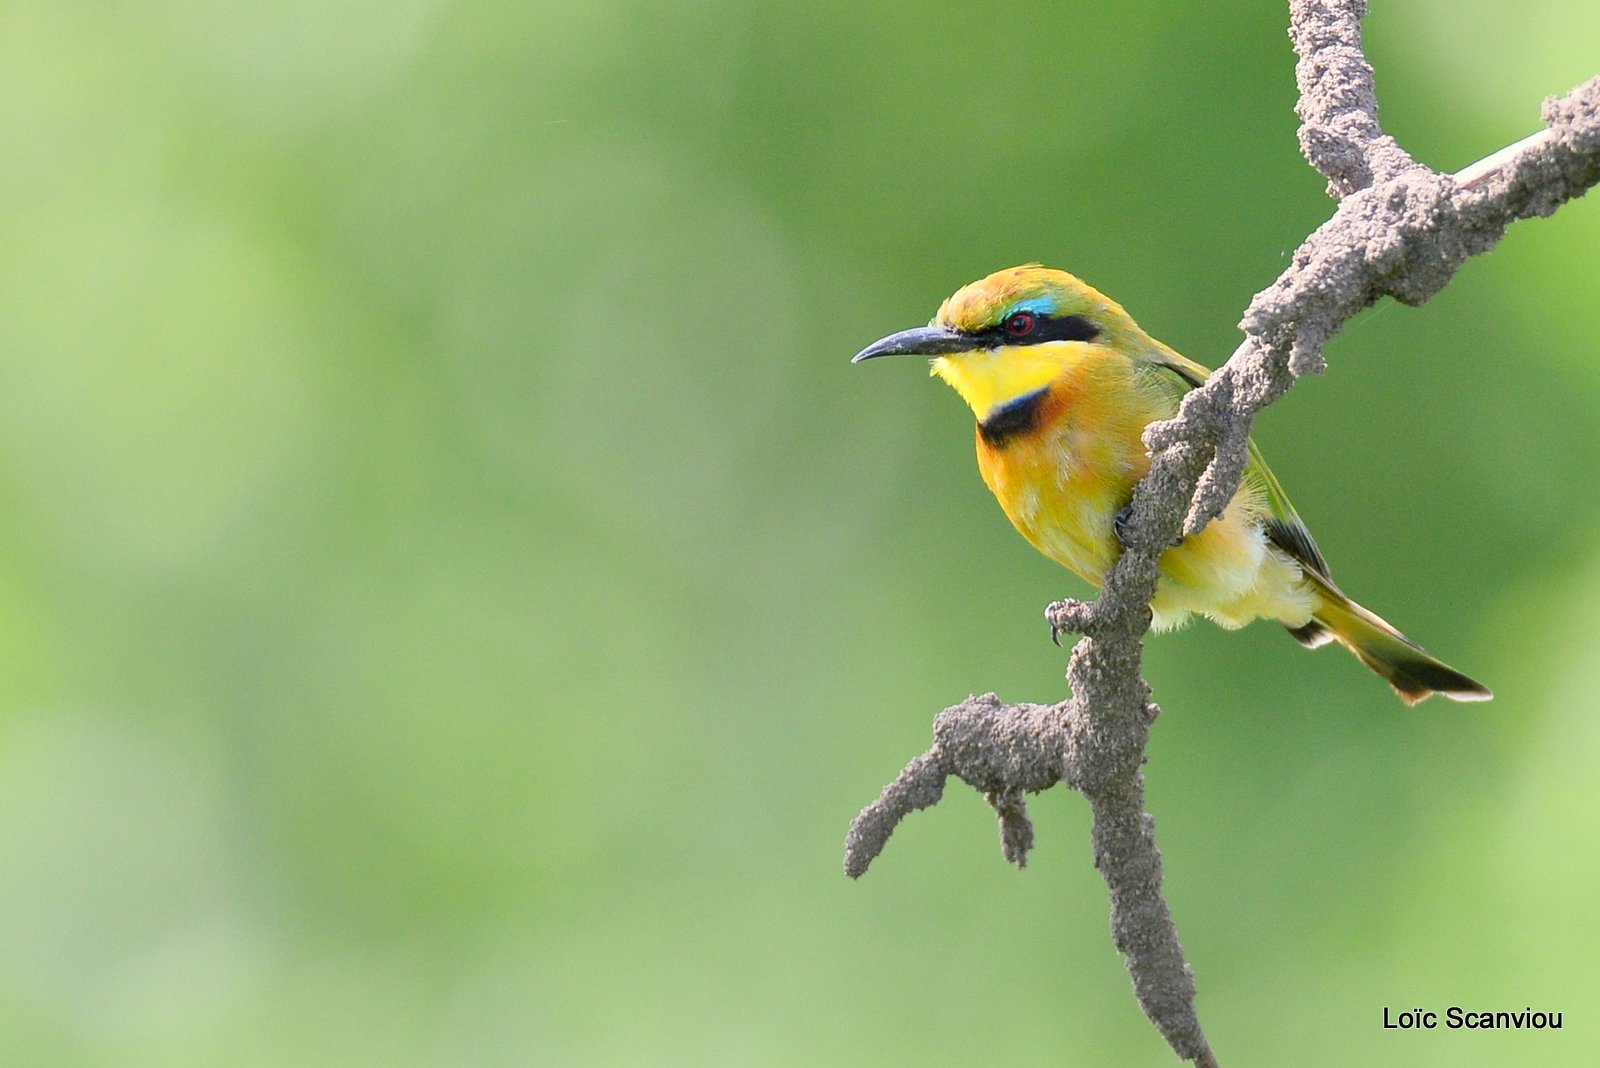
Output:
[852, 265, 1490, 705]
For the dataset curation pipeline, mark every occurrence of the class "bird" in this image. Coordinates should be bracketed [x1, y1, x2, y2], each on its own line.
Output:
[852, 264, 1490, 706]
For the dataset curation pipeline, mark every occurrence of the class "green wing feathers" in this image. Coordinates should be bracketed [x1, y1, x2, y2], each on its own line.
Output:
[1138, 342, 1491, 704]
[1138, 342, 1333, 580]
[1239, 414, 1491, 705]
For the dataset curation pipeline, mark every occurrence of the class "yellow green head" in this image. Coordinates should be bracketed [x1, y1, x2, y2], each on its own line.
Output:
[852, 265, 1148, 418]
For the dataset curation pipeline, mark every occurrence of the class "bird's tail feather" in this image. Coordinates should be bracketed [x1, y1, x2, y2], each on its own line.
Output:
[1294, 583, 1492, 706]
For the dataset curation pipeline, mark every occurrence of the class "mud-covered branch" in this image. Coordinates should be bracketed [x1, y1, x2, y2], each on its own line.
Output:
[845, 3, 1600, 1064]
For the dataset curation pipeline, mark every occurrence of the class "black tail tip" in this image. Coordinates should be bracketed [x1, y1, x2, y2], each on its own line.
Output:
[1386, 661, 1494, 706]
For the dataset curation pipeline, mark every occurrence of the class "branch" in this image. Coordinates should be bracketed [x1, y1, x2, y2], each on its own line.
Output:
[1291, 0, 1418, 197]
[845, 3, 1600, 1064]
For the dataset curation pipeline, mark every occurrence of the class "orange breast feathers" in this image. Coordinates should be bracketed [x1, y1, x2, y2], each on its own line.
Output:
[971, 358, 1289, 632]
[973, 357, 1153, 586]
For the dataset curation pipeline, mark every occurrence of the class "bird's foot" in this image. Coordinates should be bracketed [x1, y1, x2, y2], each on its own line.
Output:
[1113, 505, 1134, 548]
[1046, 599, 1095, 645]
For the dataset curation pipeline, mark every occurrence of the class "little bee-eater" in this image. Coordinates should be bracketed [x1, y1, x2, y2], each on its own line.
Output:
[853, 265, 1490, 705]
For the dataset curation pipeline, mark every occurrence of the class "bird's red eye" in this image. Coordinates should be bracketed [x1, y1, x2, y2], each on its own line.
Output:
[1005, 311, 1037, 337]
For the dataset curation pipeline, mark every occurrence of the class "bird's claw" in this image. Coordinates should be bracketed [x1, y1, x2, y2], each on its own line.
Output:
[1113, 505, 1134, 548]
[1046, 599, 1091, 645]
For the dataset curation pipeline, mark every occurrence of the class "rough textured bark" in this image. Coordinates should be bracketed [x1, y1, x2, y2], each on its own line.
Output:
[844, 3, 1600, 1065]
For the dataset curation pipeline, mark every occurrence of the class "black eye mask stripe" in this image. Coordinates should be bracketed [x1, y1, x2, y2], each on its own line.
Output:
[972, 314, 1101, 347]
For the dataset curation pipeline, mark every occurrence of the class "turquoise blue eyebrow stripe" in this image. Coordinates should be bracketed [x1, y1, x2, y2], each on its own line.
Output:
[1004, 296, 1057, 318]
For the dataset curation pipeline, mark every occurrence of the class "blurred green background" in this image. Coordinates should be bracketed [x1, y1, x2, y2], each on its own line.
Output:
[0, 1, 1596, 1065]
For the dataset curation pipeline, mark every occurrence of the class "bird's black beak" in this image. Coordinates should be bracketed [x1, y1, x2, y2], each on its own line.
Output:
[851, 325, 972, 363]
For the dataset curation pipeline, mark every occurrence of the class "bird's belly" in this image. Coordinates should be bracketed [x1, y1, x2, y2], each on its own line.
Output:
[983, 439, 1123, 584]
[1150, 496, 1316, 631]
[1024, 498, 1121, 583]
[984, 439, 1313, 631]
